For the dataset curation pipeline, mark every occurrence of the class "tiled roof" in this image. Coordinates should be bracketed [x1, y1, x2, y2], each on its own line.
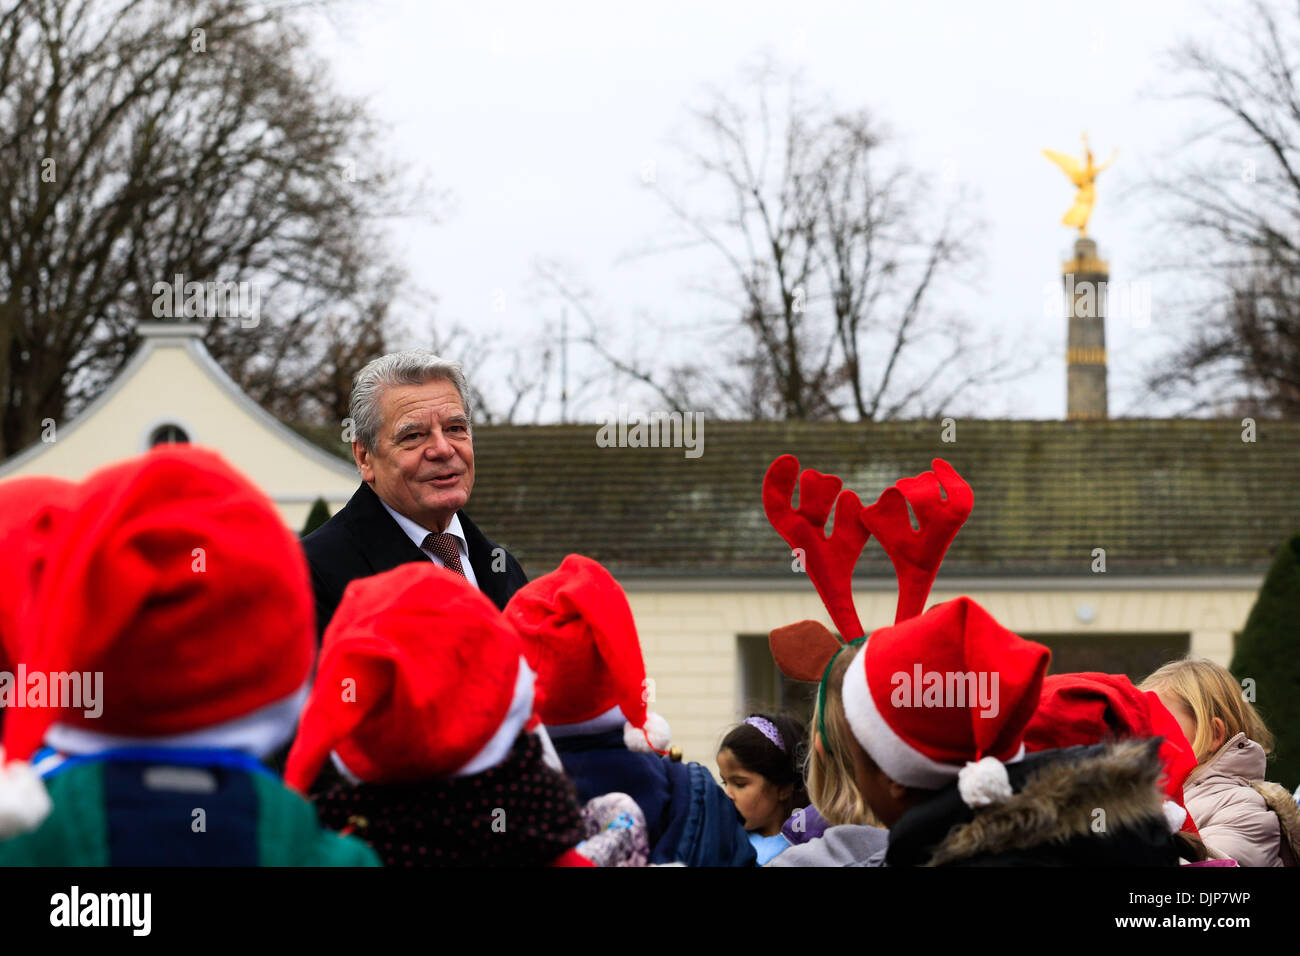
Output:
[292, 420, 1300, 579]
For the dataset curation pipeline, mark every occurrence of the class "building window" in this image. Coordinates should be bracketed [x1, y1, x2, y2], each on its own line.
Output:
[1023, 632, 1191, 684]
[149, 423, 190, 447]
[737, 634, 816, 727]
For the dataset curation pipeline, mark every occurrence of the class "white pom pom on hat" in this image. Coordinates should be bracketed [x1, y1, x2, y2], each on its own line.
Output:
[957, 755, 1014, 808]
[625, 712, 671, 755]
[1162, 800, 1188, 834]
[0, 749, 53, 840]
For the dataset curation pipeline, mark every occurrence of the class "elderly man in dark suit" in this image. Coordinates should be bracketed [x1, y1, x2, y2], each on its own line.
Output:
[303, 350, 527, 638]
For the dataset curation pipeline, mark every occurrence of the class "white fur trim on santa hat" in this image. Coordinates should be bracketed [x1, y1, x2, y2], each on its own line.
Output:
[543, 705, 625, 739]
[44, 681, 310, 759]
[533, 724, 565, 774]
[453, 657, 536, 777]
[329, 749, 363, 786]
[624, 712, 671, 754]
[958, 756, 1013, 807]
[0, 750, 53, 840]
[1163, 800, 1188, 834]
[841, 644, 1025, 790]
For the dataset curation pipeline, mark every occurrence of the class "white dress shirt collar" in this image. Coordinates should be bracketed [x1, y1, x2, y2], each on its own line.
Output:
[379, 499, 477, 586]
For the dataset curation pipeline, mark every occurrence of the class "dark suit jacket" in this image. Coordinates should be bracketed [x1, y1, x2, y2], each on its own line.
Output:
[301, 481, 528, 639]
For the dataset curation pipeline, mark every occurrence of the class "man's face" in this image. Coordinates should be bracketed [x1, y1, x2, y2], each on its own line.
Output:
[354, 378, 475, 532]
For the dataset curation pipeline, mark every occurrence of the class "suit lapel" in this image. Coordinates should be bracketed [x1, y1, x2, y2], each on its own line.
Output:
[461, 511, 507, 607]
[342, 482, 432, 574]
[343, 485, 508, 606]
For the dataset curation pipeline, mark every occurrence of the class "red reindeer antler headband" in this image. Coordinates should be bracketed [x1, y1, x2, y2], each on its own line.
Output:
[762, 455, 871, 643]
[861, 457, 974, 625]
[763, 455, 973, 700]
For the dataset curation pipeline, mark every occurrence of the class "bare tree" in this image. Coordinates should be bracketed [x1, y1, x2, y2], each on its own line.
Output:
[402, 299, 561, 426]
[1144, 0, 1300, 416]
[0, 0, 414, 456]
[532, 259, 701, 416]
[623, 63, 1016, 421]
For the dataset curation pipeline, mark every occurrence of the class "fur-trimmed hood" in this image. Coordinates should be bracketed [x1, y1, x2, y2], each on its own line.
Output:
[885, 738, 1179, 867]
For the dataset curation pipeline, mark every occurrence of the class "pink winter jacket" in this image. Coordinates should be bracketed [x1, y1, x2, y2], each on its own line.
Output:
[1184, 732, 1284, 867]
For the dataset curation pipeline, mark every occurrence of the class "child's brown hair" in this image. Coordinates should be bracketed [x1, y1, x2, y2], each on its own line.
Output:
[1140, 657, 1274, 763]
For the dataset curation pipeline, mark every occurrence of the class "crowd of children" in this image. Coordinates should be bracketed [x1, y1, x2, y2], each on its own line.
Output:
[0, 444, 1296, 867]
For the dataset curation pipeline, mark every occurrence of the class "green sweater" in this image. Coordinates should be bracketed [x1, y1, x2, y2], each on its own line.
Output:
[0, 760, 380, 867]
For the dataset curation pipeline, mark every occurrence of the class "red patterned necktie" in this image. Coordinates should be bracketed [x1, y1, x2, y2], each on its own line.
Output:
[422, 532, 467, 579]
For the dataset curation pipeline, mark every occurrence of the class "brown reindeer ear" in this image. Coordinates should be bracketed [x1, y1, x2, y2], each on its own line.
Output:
[769, 620, 846, 683]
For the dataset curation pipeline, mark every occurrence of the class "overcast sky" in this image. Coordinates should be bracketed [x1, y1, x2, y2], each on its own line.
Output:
[309, 0, 1234, 422]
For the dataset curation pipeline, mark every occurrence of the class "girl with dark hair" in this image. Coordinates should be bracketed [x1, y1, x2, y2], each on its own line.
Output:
[717, 713, 808, 865]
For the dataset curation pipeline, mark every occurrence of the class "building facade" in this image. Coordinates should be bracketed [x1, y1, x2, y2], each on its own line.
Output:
[0, 322, 358, 529]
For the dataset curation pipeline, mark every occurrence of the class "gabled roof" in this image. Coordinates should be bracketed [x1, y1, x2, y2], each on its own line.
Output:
[298, 419, 1300, 579]
[0, 324, 356, 494]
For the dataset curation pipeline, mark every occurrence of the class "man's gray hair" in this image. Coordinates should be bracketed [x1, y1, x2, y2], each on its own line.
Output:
[349, 349, 472, 450]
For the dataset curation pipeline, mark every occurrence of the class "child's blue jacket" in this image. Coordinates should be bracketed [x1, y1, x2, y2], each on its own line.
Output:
[554, 730, 756, 867]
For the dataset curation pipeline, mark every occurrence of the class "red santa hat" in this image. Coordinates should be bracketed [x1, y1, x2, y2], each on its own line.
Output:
[284, 562, 536, 792]
[841, 596, 1051, 804]
[0, 476, 77, 675]
[504, 554, 670, 755]
[0, 446, 315, 837]
[1024, 671, 1201, 836]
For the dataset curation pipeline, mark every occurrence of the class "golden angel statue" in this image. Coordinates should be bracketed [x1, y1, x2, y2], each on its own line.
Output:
[1043, 134, 1116, 236]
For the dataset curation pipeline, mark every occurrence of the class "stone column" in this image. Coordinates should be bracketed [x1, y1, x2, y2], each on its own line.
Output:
[1064, 236, 1109, 420]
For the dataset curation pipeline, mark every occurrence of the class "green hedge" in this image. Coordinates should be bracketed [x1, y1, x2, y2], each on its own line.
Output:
[300, 497, 331, 537]
[1230, 533, 1300, 791]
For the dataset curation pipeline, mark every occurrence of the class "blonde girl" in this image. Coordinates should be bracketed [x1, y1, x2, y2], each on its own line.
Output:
[1141, 658, 1295, 866]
